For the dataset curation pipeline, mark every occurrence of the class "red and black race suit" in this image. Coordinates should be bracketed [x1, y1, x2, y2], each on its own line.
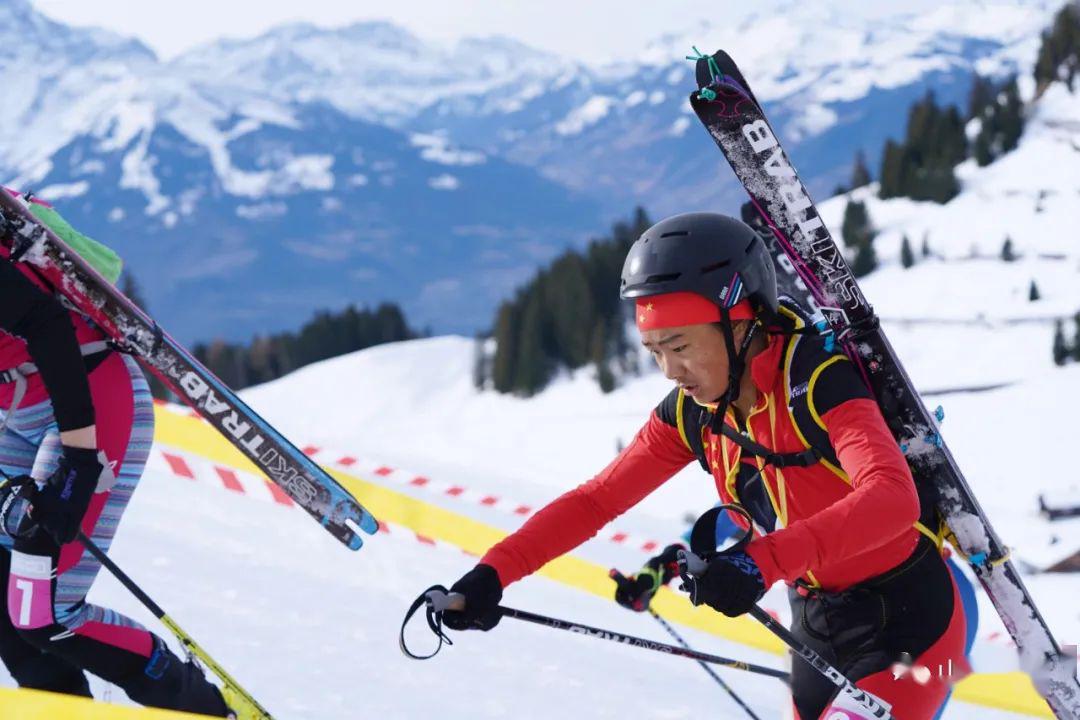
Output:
[481, 301, 967, 719]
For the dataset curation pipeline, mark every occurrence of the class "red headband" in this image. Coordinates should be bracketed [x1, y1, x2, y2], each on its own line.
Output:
[636, 292, 754, 331]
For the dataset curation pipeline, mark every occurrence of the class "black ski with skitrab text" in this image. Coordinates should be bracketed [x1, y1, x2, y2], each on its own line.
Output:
[688, 49, 1080, 719]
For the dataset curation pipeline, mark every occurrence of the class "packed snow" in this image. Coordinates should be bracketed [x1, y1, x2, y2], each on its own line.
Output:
[7, 306, 1072, 718]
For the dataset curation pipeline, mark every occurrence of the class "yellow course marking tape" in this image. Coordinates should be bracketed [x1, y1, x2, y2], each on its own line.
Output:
[0, 686, 213, 719]
[151, 406, 1053, 718]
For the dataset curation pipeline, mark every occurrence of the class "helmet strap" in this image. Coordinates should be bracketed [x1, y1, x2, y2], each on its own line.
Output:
[709, 309, 760, 434]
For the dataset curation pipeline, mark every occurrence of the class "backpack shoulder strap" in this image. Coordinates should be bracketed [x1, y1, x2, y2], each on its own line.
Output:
[777, 303, 946, 548]
[776, 303, 845, 475]
[655, 388, 709, 472]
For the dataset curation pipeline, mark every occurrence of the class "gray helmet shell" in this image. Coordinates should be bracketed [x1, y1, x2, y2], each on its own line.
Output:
[620, 212, 778, 317]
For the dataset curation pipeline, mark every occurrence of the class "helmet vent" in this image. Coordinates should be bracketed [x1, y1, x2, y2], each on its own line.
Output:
[645, 272, 681, 284]
[659, 231, 689, 238]
[700, 260, 732, 274]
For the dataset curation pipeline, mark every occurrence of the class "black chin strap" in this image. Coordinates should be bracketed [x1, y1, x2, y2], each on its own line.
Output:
[705, 314, 822, 468]
[708, 311, 761, 435]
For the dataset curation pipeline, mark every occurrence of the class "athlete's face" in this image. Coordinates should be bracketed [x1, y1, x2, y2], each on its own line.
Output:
[641, 322, 740, 402]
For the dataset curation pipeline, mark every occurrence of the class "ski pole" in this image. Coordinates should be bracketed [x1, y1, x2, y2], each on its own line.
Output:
[608, 563, 763, 718]
[648, 607, 764, 720]
[77, 532, 273, 719]
[746, 605, 892, 719]
[677, 548, 892, 719]
[400, 587, 789, 681]
[499, 604, 788, 679]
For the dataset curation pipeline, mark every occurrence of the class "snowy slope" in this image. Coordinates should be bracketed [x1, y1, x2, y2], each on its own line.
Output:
[6, 323, 1067, 719]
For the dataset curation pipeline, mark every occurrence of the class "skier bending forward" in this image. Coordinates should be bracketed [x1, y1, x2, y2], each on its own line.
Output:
[439, 213, 968, 719]
[0, 190, 234, 716]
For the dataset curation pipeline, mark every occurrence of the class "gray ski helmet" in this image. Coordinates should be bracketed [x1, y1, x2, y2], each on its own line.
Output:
[620, 212, 778, 318]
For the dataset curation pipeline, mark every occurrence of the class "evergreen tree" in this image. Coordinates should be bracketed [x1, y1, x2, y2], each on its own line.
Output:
[878, 91, 964, 203]
[590, 318, 615, 393]
[973, 127, 993, 167]
[850, 150, 872, 189]
[1001, 236, 1017, 262]
[1054, 319, 1070, 366]
[513, 288, 548, 395]
[967, 74, 995, 121]
[472, 334, 488, 390]
[842, 199, 878, 277]
[544, 253, 595, 369]
[973, 76, 1025, 166]
[921, 232, 932, 258]
[1029, 280, 1041, 302]
[900, 235, 915, 269]
[851, 240, 878, 278]
[841, 200, 873, 249]
[491, 302, 520, 394]
[1034, 4, 1080, 92]
[878, 140, 905, 199]
[1073, 312, 1080, 363]
[484, 208, 654, 396]
[999, 78, 1024, 154]
[194, 303, 415, 392]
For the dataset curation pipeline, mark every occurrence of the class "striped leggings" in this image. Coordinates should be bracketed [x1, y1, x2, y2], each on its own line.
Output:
[0, 353, 227, 715]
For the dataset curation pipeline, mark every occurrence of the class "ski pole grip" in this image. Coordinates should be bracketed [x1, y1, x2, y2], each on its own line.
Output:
[425, 589, 466, 612]
[678, 549, 709, 577]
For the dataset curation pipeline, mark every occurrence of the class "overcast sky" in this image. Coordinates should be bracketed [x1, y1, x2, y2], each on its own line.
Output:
[30, 0, 969, 63]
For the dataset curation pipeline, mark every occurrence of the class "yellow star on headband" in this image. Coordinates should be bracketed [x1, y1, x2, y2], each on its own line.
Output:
[645, 302, 654, 312]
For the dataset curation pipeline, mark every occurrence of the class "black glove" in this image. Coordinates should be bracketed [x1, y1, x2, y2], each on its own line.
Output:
[0, 475, 37, 539]
[611, 542, 684, 612]
[442, 564, 503, 631]
[681, 548, 765, 618]
[29, 447, 106, 546]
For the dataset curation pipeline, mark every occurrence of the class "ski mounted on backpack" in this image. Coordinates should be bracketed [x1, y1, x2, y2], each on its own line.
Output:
[687, 48, 1080, 719]
[0, 189, 379, 551]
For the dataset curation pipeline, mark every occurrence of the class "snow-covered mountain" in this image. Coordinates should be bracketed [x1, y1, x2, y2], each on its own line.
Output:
[170, 22, 576, 127]
[416, 1, 1062, 216]
[0, 0, 1069, 342]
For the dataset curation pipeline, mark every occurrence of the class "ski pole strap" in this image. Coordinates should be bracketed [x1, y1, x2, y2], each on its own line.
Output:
[718, 423, 820, 468]
[399, 585, 456, 660]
